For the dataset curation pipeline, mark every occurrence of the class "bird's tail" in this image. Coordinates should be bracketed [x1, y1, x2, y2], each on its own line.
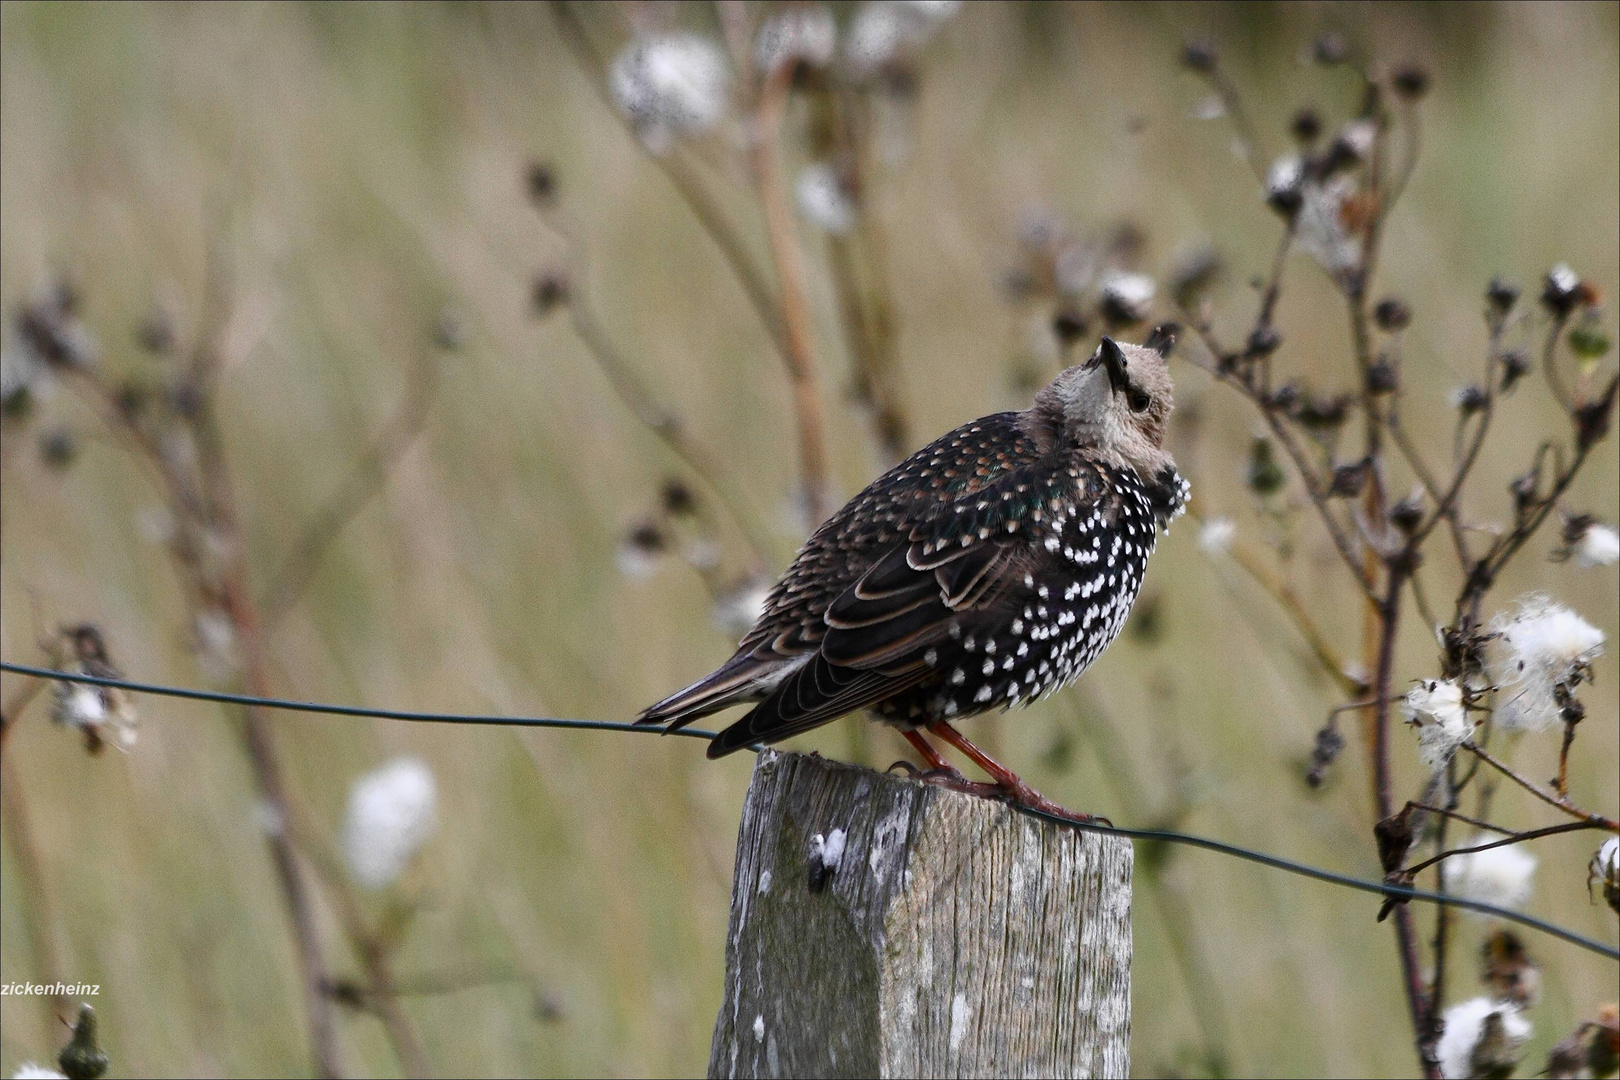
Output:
[635, 654, 778, 732]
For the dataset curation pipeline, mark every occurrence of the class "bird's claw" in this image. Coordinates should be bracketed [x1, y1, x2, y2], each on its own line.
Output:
[1000, 783, 1112, 828]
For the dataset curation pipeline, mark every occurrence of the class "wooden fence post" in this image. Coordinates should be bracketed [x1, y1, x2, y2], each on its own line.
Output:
[708, 750, 1133, 1079]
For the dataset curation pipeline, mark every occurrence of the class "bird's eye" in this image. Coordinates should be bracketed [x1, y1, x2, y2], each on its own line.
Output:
[1128, 389, 1151, 413]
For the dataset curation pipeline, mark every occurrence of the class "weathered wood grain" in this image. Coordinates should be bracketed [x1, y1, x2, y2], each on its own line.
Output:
[709, 750, 1133, 1079]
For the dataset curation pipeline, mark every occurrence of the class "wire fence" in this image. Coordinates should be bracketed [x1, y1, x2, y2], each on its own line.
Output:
[3, 659, 1615, 960]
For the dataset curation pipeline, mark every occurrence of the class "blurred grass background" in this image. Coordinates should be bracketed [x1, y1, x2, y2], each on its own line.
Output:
[1, 2, 1616, 1076]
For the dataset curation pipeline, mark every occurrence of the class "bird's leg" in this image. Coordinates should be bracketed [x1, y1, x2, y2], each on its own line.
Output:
[902, 729, 1002, 800]
[926, 721, 1108, 826]
[902, 729, 961, 775]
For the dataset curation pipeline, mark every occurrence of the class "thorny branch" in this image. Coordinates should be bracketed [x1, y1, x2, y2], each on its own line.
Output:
[1184, 39, 1617, 1079]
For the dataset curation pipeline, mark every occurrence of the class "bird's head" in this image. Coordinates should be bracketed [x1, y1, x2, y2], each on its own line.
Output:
[1032, 327, 1178, 476]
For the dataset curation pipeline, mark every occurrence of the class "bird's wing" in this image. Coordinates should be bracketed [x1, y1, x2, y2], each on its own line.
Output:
[707, 468, 1058, 758]
[635, 652, 790, 731]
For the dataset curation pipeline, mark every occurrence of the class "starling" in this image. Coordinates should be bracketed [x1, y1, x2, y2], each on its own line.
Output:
[639, 336, 1188, 818]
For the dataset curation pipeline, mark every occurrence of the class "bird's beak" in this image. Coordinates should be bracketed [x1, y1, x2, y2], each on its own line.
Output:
[1086, 337, 1129, 395]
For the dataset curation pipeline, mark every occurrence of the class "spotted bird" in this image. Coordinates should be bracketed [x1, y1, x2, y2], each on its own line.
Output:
[638, 332, 1189, 818]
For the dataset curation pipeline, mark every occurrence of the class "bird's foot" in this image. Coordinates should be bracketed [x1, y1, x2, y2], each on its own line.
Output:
[995, 779, 1112, 827]
[918, 721, 1112, 827]
[886, 759, 920, 777]
[915, 769, 1007, 801]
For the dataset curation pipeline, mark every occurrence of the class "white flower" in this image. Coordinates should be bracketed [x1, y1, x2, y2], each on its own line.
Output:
[1099, 271, 1156, 322]
[1574, 522, 1620, 568]
[1436, 997, 1531, 1080]
[1591, 836, 1619, 911]
[11, 1065, 68, 1080]
[795, 163, 856, 234]
[50, 680, 137, 752]
[1441, 835, 1536, 913]
[1404, 679, 1473, 771]
[1197, 517, 1235, 555]
[1546, 262, 1580, 298]
[610, 34, 730, 153]
[755, 4, 836, 73]
[1265, 155, 1304, 203]
[342, 756, 438, 890]
[1487, 596, 1605, 733]
[844, 0, 954, 75]
[1596, 835, 1619, 875]
[712, 578, 773, 639]
[1297, 176, 1362, 279]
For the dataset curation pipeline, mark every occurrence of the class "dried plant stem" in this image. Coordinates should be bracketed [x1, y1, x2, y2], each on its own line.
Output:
[550, 0, 832, 530]
[1184, 323, 1378, 604]
[181, 341, 347, 1074]
[1404, 820, 1601, 878]
[537, 212, 775, 568]
[288, 811, 432, 1078]
[1541, 315, 1573, 411]
[1370, 564, 1440, 1079]
[1462, 742, 1619, 831]
[0, 756, 71, 1041]
[1470, 430, 1608, 609]
[808, 86, 909, 466]
[1398, 313, 1507, 569]
[1428, 762, 1455, 1030]
[750, 60, 831, 527]
[357, 941, 431, 1079]
[225, 568, 347, 1077]
[1212, 519, 1363, 695]
[63, 319, 346, 1075]
[548, 1, 790, 361]
[1192, 64, 1267, 185]
[260, 349, 442, 627]
[1556, 717, 1578, 798]
[1405, 801, 1514, 837]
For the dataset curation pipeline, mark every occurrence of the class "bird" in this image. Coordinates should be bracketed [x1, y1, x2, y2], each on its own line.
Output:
[638, 331, 1189, 818]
